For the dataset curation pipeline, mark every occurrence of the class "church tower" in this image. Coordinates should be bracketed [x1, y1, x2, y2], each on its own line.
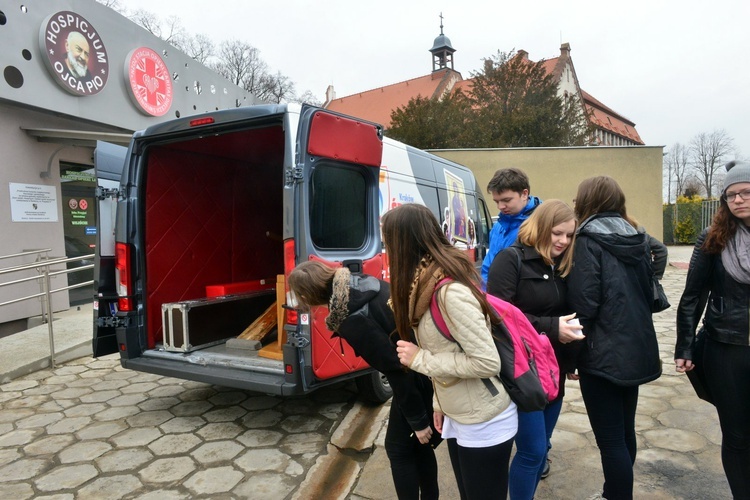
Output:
[429, 13, 455, 72]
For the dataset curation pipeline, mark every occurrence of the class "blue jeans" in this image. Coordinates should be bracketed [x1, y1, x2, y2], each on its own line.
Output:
[508, 397, 564, 500]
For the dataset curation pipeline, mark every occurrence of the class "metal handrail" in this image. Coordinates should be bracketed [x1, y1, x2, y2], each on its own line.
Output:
[0, 251, 95, 368]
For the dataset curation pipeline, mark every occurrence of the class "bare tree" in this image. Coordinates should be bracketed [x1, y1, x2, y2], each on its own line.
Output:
[175, 33, 215, 65]
[689, 129, 735, 198]
[664, 142, 692, 201]
[95, 0, 125, 13]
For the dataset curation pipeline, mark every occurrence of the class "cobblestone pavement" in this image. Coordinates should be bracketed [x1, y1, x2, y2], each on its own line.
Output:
[0, 356, 362, 499]
[353, 265, 734, 500]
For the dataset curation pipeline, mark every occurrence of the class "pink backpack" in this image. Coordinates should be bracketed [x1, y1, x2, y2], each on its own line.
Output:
[430, 279, 560, 412]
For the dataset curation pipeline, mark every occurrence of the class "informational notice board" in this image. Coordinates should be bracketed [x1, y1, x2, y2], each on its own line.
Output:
[9, 183, 59, 222]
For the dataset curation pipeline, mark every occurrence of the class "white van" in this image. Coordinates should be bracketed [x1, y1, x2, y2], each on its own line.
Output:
[93, 104, 494, 402]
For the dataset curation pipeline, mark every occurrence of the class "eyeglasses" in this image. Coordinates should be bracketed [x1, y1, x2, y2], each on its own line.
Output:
[722, 188, 750, 202]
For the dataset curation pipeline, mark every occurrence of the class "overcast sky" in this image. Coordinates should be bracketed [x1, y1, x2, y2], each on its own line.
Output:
[121, 0, 750, 158]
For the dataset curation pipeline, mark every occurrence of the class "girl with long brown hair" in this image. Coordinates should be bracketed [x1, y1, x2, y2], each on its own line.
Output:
[676, 161, 750, 498]
[383, 203, 517, 500]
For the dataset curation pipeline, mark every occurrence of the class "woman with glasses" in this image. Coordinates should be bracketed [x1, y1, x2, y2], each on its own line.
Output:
[676, 161, 750, 498]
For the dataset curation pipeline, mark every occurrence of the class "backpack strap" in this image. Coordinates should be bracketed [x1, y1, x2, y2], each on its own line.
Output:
[429, 278, 455, 341]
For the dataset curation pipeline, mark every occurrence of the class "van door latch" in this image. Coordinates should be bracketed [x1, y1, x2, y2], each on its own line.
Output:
[95, 187, 122, 200]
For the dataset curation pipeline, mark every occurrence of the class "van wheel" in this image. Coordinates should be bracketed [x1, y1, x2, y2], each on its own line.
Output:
[355, 371, 392, 404]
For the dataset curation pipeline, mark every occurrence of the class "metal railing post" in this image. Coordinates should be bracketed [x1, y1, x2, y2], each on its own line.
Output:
[42, 265, 56, 368]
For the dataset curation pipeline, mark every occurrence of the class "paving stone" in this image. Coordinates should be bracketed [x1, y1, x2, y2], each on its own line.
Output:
[103, 371, 138, 381]
[236, 429, 284, 448]
[58, 440, 112, 463]
[0, 408, 34, 424]
[191, 440, 244, 464]
[20, 369, 54, 381]
[5, 395, 50, 409]
[1, 380, 39, 392]
[318, 402, 348, 420]
[0, 482, 34, 500]
[177, 387, 216, 402]
[91, 380, 129, 391]
[110, 427, 163, 448]
[16, 411, 64, 429]
[279, 432, 329, 455]
[46, 416, 91, 434]
[93, 406, 141, 421]
[0, 447, 21, 464]
[147, 385, 187, 398]
[85, 360, 118, 370]
[76, 421, 128, 440]
[202, 406, 247, 422]
[136, 489, 189, 500]
[138, 396, 180, 411]
[24, 435, 75, 456]
[148, 433, 202, 455]
[634, 395, 672, 416]
[138, 456, 196, 483]
[43, 375, 78, 385]
[235, 448, 291, 473]
[548, 427, 591, 452]
[63, 403, 108, 417]
[0, 458, 51, 482]
[120, 382, 159, 394]
[285, 459, 305, 476]
[34, 464, 98, 491]
[158, 416, 205, 434]
[554, 410, 593, 434]
[639, 383, 679, 399]
[642, 427, 707, 452]
[233, 471, 297, 499]
[195, 422, 244, 440]
[0, 391, 21, 403]
[240, 395, 281, 411]
[242, 409, 283, 428]
[38, 401, 66, 412]
[184, 465, 244, 495]
[170, 400, 214, 416]
[76, 473, 143, 500]
[281, 414, 325, 433]
[23, 384, 65, 395]
[65, 378, 100, 388]
[292, 444, 360, 500]
[0, 428, 42, 447]
[52, 387, 93, 399]
[107, 393, 150, 407]
[126, 410, 174, 427]
[278, 398, 317, 414]
[208, 391, 248, 406]
[95, 448, 154, 473]
[79, 369, 115, 380]
[79, 390, 121, 403]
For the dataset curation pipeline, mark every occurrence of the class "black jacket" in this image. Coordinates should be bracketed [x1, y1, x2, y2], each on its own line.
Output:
[566, 214, 662, 386]
[487, 243, 580, 376]
[335, 275, 433, 431]
[675, 229, 750, 359]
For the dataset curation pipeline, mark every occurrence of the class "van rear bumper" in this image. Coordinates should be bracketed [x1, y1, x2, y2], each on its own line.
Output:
[121, 356, 308, 396]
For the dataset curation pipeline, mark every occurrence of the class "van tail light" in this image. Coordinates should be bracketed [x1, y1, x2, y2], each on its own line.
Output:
[115, 242, 134, 312]
[283, 238, 297, 324]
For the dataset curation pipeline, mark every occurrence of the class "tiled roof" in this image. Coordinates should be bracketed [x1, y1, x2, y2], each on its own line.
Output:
[582, 90, 643, 145]
[326, 69, 461, 128]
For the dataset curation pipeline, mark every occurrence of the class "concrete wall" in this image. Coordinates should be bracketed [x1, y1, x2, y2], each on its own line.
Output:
[431, 146, 665, 238]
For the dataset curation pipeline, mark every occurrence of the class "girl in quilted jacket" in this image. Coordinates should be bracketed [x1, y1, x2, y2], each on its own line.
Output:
[383, 203, 518, 500]
[288, 261, 438, 500]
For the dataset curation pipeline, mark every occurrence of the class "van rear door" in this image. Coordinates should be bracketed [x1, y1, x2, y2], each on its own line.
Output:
[92, 140, 128, 357]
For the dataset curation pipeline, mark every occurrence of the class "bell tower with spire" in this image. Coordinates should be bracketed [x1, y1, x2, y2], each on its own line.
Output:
[429, 13, 456, 72]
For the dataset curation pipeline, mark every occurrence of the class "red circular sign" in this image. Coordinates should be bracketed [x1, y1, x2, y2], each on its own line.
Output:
[126, 47, 173, 116]
[79, 199, 88, 210]
[40, 11, 109, 96]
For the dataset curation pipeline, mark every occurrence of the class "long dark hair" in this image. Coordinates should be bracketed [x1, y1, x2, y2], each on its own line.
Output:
[703, 199, 739, 254]
[381, 204, 497, 341]
[574, 176, 637, 228]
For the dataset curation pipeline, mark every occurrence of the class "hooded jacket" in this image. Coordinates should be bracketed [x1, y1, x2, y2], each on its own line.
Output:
[328, 273, 433, 432]
[566, 213, 662, 386]
[675, 229, 750, 359]
[481, 195, 542, 282]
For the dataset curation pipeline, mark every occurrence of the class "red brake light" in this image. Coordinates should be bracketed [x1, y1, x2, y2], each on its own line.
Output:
[115, 242, 134, 312]
[189, 117, 215, 127]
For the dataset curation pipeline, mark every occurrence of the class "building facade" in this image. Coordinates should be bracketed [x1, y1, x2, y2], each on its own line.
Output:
[0, 0, 260, 330]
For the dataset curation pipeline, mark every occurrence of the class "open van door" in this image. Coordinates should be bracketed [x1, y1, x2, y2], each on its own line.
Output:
[92, 140, 128, 357]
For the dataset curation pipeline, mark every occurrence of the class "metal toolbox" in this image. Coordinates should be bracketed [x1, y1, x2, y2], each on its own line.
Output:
[162, 291, 276, 352]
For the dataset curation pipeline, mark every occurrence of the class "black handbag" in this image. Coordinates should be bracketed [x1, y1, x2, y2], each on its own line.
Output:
[686, 328, 713, 404]
[652, 277, 671, 312]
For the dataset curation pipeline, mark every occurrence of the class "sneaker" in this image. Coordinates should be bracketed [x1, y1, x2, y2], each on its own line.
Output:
[586, 493, 605, 500]
[540, 458, 551, 479]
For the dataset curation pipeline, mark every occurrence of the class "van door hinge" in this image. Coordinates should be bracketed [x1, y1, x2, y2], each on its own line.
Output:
[97, 316, 129, 328]
[95, 186, 121, 200]
[285, 167, 303, 185]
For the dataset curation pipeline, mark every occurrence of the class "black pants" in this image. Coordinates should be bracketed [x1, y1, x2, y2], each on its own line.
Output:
[385, 401, 439, 500]
[704, 337, 750, 499]
[447, 436, 514, 500]
[579, 373, 639, 500]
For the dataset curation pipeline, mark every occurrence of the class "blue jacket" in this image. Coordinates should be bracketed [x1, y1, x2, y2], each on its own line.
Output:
[480, 196, 541, 283]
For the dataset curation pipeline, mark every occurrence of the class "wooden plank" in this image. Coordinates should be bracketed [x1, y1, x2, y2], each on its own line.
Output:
[258, 342, 284, 360]
[276, 274, 287, 348]
[237, 302, 277, 340]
